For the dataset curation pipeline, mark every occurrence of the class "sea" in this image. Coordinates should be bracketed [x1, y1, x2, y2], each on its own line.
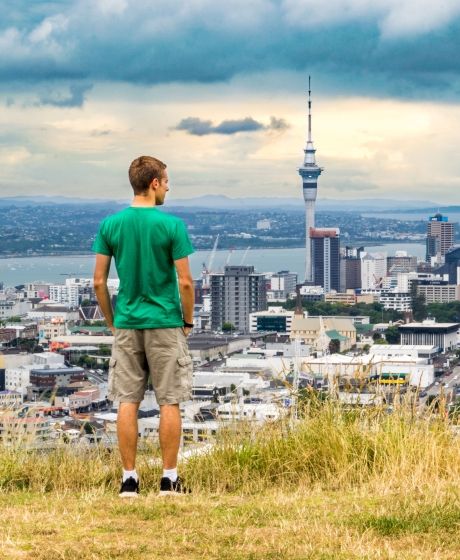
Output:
[0, 243, 426, 287]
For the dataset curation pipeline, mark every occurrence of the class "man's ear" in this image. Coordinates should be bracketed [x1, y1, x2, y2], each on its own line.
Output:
[149, 177, 159, 190]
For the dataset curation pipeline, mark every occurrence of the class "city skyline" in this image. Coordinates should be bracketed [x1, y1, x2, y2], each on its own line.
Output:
[0, 1, 460, 204]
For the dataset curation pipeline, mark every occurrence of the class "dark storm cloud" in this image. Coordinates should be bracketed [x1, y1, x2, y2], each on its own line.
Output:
[175, 116, 289, 136]
[1, 1, 460, 101]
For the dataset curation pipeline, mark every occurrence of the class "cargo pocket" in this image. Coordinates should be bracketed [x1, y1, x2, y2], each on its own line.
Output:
[108, 357, 117, 401]
[177, 355, 193, 400]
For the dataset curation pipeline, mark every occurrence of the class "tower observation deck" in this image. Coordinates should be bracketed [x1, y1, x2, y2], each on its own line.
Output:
[298, 76, 323, 282]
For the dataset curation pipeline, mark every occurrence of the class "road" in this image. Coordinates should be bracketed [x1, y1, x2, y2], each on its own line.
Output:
[421, 363, 459, 404]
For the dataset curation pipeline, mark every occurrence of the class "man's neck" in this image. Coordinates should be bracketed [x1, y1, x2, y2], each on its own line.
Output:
[131, 194, 156, 207]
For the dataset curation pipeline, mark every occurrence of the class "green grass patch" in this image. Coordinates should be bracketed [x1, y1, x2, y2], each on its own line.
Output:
[352, 502, 460, 536]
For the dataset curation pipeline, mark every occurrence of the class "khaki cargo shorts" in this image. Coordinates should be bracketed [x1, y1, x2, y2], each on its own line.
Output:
[108, 327, 193, 405]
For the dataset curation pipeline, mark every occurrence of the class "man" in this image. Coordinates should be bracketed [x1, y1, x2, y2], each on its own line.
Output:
[92, 155, 195, 497]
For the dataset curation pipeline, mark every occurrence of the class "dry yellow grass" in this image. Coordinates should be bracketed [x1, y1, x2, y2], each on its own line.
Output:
[0, 398, 459, 559]
[0, 483, 459, 559]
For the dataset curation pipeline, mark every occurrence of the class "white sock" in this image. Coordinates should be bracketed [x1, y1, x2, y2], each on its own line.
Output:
[163, 468, 178, 482]
[123, 469, 138, 482]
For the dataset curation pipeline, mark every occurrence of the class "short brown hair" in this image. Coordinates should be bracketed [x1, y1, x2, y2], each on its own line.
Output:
[128, 156, 167, 195]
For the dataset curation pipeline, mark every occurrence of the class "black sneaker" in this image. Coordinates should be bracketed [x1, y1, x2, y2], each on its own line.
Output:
[159, 476, 190, 496]
[119, 477, 139, 498]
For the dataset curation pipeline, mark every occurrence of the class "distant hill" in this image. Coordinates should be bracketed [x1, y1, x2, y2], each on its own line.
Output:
[165, 196, 439, 212]
[387, 205, 460, 214]
[0, 194, 440, 212]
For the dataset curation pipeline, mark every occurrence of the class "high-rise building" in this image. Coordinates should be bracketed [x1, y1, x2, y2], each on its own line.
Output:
[340, 246, 364, 291]
[49, 284, 80, 307]
[426, 213, 454, 262]
[210, 266, 267, 333]
[269, 271, 298, 298]
[311, 228, 340, 293]
[387, 252, 418, 276]
[360, 252, 387, 290]
[298, 77, 323, 283]
[435, 245, 460, 284]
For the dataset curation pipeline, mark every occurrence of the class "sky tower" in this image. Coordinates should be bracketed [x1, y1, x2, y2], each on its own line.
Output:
[298, 76, 323, 282]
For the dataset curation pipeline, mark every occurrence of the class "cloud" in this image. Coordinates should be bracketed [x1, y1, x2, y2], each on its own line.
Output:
[0, 1, 460, 102]
[175, 116, 289, 136]
[37, 83, 92, 108]
[281, 0, 460, 38]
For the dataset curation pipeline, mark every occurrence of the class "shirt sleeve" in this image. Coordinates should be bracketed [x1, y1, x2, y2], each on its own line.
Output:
[172, 219, 195, 261]
[92, 220, 112, 256]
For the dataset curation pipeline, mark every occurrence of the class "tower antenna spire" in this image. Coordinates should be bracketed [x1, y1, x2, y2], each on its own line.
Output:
[298, 74, 323, 283]
[308, 75, 312, 142]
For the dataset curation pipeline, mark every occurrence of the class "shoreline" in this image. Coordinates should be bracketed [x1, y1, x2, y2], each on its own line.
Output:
[0, 240, 426, 260]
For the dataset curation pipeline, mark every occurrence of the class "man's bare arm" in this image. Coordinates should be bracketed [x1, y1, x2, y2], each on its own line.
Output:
[175, 256, 194, 334]
[93, 253, 115, 333]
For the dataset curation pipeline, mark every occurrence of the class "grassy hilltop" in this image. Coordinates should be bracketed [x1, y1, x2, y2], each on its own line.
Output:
[1, 398, 459, 559]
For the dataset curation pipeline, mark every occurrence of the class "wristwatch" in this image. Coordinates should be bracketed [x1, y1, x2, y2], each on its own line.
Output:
[183, 321, 194, 328]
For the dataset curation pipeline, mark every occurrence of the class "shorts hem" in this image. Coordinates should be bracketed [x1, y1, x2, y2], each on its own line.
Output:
[157, 397, 190, 406]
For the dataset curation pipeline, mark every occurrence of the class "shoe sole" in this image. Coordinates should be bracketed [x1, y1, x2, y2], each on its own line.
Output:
[119, 492, 139, 498]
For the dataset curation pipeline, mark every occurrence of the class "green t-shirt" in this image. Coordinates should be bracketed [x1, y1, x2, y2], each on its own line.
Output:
[92, 207, 194, 329]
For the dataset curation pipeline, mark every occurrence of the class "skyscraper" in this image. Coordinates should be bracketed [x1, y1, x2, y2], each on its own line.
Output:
[210, 266, 267, 332]
[311, 228, 340, 293]
[360, 252, 387, 290]
[426, 213, 454, 262]
[298, 76, 323, 283]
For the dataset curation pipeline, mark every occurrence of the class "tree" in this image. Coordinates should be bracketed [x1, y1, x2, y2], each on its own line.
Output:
[98, 344, 111, 356]
[410, 283, 427, 322]
[83, 422, 96, 434]
[328, 339, 340, 354]
[282, 299, 404, 324]
[372, 332, 382, 342]
[222, 322, 234, 333]
[385, 325, 401, 344]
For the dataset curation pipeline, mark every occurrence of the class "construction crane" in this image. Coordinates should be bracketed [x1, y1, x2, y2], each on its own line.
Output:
[207, 234, 219, 276]
[373, 273, 384, 289]
[201, 234, 219, 290]
[240, 246, 251, 265]
[224, 248, 234, 267]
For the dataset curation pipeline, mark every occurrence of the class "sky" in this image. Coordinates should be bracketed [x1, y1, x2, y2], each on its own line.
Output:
[1, 0, 460, 204]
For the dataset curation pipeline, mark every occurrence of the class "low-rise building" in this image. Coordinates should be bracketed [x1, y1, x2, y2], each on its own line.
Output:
[38, 319, 67, 343]
[399, 319, 460, 352]
[0, 390, 22, 408]
[187, 335, 251, 364]
[379, 290, 412, 312]
[416, 281, 460, 304]
[5, 352, 66, 397]
[249, 307, 294, 334]
[216, 402, 284, 422]
[368, 344, 439, 362]
[69, 387, 100, 410]
[28, 304, 80, 322]
[324, 290, 357, 305]
[0, 412, 51, 445]
[290, 315, 356, 351]
[303, 353, 434, 389]
[0, 300, 31, 320]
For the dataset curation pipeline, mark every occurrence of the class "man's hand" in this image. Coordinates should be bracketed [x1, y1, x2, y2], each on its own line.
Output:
[93, 253, 115, 330]
[109, 326, 116, 335]
[182, 326, 192, 337]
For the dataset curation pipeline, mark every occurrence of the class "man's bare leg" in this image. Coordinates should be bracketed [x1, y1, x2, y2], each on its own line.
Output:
[117, 402, 140, 470]
[159, 404, 181, 469]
